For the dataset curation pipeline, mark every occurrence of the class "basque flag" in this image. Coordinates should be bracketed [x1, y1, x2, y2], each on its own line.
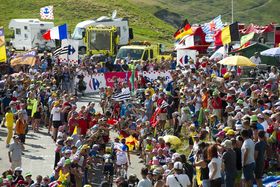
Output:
[43, 24, 67, 40]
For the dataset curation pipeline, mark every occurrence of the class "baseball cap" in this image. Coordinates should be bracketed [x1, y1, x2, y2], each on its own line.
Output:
[6, 175, 13, 180]
[237, 99, 244, 105]
[173, 161, 183, 170]
[250, 115, 258, 122]
[65, 159, 71, 165]
[25, 172, 32, 177]
[226, 129, 235, 136]
[81, 144, 90, 150]
[15, 167, 23, 172]
[216, 131, 225, 137]
[223, 127, 231, 133]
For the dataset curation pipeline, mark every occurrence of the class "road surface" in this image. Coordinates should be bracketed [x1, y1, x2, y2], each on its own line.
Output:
[0, 94, 142, 186]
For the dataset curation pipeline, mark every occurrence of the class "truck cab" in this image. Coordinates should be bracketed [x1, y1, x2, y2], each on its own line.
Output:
[84, 26, 119, 56]
[72, 14, 133, 54]
[115, 43, 171, 63]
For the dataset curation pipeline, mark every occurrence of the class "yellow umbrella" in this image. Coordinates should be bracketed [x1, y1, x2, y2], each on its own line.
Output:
[217, 55, 256, 67]
[163, 135, 182, 145]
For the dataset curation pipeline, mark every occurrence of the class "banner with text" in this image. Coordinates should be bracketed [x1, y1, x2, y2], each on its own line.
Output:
[77, 71, 173, 93]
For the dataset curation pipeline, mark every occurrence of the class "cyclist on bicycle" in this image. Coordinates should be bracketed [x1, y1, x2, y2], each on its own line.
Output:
[103, 147, 114, 184]
[115, 138, 131, 178]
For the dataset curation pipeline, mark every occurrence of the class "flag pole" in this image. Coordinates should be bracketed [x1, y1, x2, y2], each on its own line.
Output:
[231, 0, 234, 23]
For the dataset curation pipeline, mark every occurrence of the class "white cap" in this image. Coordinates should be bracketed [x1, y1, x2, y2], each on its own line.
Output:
[173, 161, 183, 170]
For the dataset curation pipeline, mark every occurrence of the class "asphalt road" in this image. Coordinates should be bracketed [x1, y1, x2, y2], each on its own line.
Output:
[0, 94, 143, 186]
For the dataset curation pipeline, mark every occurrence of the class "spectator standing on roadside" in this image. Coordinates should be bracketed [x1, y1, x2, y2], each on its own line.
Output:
[221, 140, 237, 187]
[241, 129, 255, 187]
[15, 111, 26, 144]
[254, 130, 266, 187]
[166, 161, 191, 187]
[8, 135, 24, 170]
[137, 167, 152, 187]
[208, 145, 222, 187]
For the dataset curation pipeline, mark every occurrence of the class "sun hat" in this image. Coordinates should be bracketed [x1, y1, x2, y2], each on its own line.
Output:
[221, 140, 233, 149]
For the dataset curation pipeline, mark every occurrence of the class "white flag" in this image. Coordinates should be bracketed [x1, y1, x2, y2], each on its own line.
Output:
[40, 6, 54, 20]
[67, 39, 79, 64]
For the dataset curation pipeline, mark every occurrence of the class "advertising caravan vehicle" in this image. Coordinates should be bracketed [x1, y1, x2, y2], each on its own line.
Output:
[9, 19, 55, 51]
[115, 42, 172, 63]
[72, 11, 133, 54]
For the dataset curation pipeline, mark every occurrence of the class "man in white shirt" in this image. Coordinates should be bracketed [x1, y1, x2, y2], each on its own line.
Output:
[137, 167, 152, 187]
[166, 161, 191, 187]
[241, 129, 255, 187]
[250, 52, 261, 65]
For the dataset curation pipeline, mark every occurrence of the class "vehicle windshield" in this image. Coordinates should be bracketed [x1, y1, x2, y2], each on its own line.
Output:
[116, 48, 144, 60]
[88, 31, 110, 51]
[72, 27, 85, 40]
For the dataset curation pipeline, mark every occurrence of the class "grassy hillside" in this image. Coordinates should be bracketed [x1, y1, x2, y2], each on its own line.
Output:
[0, 0, 279, 47]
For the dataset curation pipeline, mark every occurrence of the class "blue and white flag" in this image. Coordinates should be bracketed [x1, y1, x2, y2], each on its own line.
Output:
[202, 15, 224, 42]
[40, 6, 54, 20]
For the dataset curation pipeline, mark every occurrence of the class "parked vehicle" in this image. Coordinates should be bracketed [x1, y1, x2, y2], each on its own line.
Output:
[9, 19, 55, 51]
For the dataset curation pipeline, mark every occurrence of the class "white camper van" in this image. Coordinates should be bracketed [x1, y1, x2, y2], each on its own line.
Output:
[9, 19, 55, 51]
[72, 11, 133, 54]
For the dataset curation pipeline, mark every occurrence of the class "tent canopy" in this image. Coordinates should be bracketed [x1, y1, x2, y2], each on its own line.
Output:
[230, 43, 279, 66]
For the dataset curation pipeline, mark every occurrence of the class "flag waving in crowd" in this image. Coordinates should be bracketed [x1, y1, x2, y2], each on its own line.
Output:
[173, 19, 193, 41]
[43, 24, 68, 40]
[40, 6, 54, 20]
[0, 27, 6, 62]
[202, 15, 224, 42]
[214, 22, 240, 46]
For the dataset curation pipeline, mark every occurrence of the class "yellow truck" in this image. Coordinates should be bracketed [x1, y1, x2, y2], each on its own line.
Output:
[84, 26, 119, 56]
[115, 42, 172, 63]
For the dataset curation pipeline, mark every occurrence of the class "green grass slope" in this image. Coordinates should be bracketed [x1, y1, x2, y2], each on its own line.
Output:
[0, 0, 279, 46]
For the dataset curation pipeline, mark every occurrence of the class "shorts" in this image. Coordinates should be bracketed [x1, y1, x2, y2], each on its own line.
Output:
[243, 162, 255, 181]
[255, 165, 264, 179]
[27, 109, 32, 117]
[116, 155, 128, 166]
[103, 163, 114, 176]
[53, 121, 62, 128]
[11, 160, 22, 171]
[33, 112, 41, 119]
